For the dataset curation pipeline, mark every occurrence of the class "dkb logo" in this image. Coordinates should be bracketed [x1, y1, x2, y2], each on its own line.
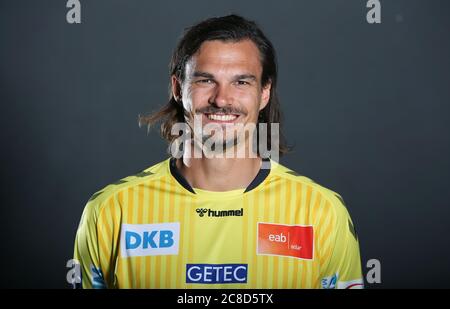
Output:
[120, 223, 180, 257]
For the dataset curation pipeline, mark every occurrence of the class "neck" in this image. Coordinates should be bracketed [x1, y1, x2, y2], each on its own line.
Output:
[176, 155, 262, 192]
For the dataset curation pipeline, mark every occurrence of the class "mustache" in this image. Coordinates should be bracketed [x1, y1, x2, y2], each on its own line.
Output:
[195, 106, 247, 116]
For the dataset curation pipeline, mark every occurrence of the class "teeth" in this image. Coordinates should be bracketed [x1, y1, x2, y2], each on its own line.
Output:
[207, 114, 238, 121]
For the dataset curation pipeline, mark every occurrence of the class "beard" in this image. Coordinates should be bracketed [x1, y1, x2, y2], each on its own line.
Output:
[201, 131, 239, 152]
[198, 123, 257, 158]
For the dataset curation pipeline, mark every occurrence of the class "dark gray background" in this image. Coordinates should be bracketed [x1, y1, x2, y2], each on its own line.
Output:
[1, 0, 449, 288]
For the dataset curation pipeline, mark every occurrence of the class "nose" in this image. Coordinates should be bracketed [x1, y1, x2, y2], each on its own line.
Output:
[209, 84, 232, 108]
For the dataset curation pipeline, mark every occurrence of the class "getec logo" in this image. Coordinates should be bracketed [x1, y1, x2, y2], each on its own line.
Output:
[120, 223, 180, 258]
[186, 264, 248, 284]
[195, 208, 244, 218]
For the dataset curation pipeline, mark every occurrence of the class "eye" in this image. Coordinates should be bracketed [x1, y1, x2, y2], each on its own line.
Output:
[236, 80, 250, 86]
[196, 79, 214, 84]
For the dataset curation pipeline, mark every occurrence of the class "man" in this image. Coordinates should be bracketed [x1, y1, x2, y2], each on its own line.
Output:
[73, 15, 363, 289]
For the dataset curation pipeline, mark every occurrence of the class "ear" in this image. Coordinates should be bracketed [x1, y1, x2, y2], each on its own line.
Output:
[259, 81, 272, 111]
[171, 75, 182, 101]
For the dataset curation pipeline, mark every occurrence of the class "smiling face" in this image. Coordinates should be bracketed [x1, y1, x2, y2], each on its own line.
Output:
[172, 39, 271, 155]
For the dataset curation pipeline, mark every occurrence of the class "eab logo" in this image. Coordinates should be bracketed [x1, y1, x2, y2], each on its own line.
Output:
[120, 223, 180, 257]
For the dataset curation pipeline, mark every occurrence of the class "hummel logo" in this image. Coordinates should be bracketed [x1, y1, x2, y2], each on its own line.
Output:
[195, 208, 244, 218]
[196, 208, 208, 217]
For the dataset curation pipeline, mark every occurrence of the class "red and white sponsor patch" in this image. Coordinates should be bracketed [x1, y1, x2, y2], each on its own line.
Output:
[337, 279, 364, 289]
[257, 223, 314, 260]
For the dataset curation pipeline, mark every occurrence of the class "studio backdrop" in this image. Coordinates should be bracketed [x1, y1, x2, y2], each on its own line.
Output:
[0, 0, 449, 288]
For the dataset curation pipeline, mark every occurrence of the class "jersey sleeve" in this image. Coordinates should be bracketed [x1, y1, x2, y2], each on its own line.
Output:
[319, 194, 364, 289]
[73, 197, 110, 289]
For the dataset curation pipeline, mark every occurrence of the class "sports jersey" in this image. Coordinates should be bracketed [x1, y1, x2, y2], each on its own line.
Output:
[73, 158, 363, 289]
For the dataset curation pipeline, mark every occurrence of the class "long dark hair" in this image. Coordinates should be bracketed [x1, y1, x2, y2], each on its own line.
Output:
[139, 14, 290, 156]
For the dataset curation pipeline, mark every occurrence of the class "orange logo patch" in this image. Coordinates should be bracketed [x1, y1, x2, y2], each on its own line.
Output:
[257, 223, 314, 260]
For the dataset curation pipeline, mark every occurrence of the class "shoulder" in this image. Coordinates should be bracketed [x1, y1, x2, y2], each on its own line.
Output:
[79, 158, 170, 222]
[270, 160, 350, 218]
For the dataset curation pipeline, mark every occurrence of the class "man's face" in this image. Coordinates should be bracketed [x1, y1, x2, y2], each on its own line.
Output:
[173, 39, 271, 153]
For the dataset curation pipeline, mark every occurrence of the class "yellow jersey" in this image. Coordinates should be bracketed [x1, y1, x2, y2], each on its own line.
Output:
[73, 158, 363, 289]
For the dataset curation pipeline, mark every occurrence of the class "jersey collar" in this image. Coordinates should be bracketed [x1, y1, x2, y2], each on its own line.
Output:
[169, 157, 271, 194]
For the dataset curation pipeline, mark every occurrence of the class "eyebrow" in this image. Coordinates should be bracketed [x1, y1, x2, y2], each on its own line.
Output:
[192, 71, 214, 79]
[234, 74, 257, 81]
[192, 71, 257, 81]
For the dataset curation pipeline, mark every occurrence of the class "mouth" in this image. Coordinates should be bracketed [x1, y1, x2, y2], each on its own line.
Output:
[202, 112, 241, 123]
